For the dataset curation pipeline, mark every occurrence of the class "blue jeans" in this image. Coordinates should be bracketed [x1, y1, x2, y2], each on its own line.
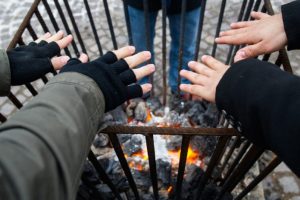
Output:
[128, 6, 201, 93]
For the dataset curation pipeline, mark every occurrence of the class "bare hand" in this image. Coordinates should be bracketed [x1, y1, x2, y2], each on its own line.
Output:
[179, 55, 229, 102]
[215, 12, 287, 62]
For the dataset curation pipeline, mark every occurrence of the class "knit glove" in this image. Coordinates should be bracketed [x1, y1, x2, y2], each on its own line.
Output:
[7, 41, 60, 85]
[60, 51, 143, 112]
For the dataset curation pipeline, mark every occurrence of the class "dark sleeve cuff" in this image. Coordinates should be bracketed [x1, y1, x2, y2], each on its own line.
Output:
[0, 49, 11, 96]
[216, 59, 278, 147]
[281, 0, 300, 50]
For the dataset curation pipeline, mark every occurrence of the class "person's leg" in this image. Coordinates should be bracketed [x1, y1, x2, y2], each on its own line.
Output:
[128, 6, 158, 85]
[168, 7, 201, 93]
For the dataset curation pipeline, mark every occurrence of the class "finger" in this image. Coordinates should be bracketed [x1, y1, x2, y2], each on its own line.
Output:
[180, 69, 208, 85]
[46, 30, 64, 42]
[219, 27, 248, 37]
[112, 46, 136, 60]
[132, 64, 155, 80]
[230, 21, 256, 29]
[188, 61, 214, 77]
[98, 51, 118, 64]
[51, 56, 70, 70]
[35, 32, 51, 43]
[141, 84, 152, 95]
[215, 33, 251, 45]
[124, 51, 151, 68]
[180, 84, 205, 98]
[233, 43, 263, 62]
[55, 35, 73, 49]
[251, 11, 270, 20]
[65, 58, 82, 66]
[79, 53, 89, 63]
[201, 55, 226, 70]
[119, 70, 136, 85]
[126, 84, 144, 99]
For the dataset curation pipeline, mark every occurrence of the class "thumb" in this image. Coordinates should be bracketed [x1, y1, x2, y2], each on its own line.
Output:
[51, 56, 70, 70]
[234, 43, 263, 62]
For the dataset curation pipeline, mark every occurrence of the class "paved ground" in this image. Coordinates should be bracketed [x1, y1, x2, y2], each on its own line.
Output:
[0, 0, 300, 199]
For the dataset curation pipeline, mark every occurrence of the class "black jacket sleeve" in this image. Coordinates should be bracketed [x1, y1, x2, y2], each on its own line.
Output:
[281, 0, 300, 50]
[216, 59, 300, 177]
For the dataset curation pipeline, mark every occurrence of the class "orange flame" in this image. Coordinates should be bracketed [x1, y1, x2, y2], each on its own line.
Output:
[167, 186, 173, 193]
[125, 150, 148, 171]
[145, 109, 152, 123]
[167, 146, 201, 167]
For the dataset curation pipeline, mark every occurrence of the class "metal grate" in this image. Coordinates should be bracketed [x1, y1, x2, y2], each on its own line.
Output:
[1, 0, 292, 199]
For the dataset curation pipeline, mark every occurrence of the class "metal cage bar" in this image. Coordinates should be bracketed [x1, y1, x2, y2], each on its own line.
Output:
[53, 0, 80, 56]
[109, 134, 140, 200]
[145, 134, 159, 200]
[174, 135, 190, 200]
[88, 151, 123, 200]
[83, 0, 103, 56]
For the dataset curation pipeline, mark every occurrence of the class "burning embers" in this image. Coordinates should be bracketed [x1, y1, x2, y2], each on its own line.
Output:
[78, 97, 222, 199]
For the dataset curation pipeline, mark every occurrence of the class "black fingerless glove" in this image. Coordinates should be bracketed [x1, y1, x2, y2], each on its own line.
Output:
[60, 51, 143, 112]
[7, 41, 60, 85]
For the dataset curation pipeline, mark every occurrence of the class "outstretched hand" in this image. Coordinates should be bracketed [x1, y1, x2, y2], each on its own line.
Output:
[180, 55, 229, 102]
[60, 46, 155, 112]
[215, 11, 287, 62]
[7, 31, 73, 85]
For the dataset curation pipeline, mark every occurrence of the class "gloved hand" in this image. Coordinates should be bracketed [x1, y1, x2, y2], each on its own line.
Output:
[7, 31, 72, 85]
[60, 46, 154, 112]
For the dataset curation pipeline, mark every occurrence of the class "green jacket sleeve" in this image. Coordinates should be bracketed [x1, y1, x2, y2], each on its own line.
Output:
[0, 49, 11, 96]
[0, 72, 105, 200]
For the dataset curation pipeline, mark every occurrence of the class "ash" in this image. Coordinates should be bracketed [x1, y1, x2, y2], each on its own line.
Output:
[77, 97, 227, 200]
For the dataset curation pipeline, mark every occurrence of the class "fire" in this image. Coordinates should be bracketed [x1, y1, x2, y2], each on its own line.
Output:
[167, 146, 201, 167]
[125, 149, 148, 171]
[145, 109, 152, 123]
[167, 186, 173, 193]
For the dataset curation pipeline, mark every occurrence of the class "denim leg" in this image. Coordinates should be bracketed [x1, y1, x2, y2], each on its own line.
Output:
[128, 6, 158, 85]
[168, 7, 201, 93]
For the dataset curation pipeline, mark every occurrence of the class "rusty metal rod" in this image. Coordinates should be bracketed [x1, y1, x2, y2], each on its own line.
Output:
[84, 0, 103, 55]
[262, 53, 271, 61]
[7, 92, 23, 109]
[145, 134, 159, 200]
[194, 0, 207, 61]
[231, 0, 255, 64]
[0, 113, 7, 123]
[235, 157, 281, 200]
[123, 0, 133, 45]
[53, 0, 80, 56]
[220, 140, 251, 185]
[27, 23, 38, 40]
[142, 0, 155, 96]
[102, 125, 238, 136]
[88, 151, 123, 200]
[103, 0, 118, 50]
[43, 0, 59, 31]
[195, 136, 230, 199]
[215, 145, 264, 200]
[226, 0, 248, 64]
[7, 0, 42, 50]
[176, 0, 187, 95]
[26, 24, 49, 84]
[35, 8, 50, 33]
[174, 136, 190, 200]
[162, 0, 167, 105]
[217, 136, 241, 178]
[42, 0, 71, 57]
[109, 134, 140, 200]
[211, 0, 227, 58]
[63, 0, 87, 54]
